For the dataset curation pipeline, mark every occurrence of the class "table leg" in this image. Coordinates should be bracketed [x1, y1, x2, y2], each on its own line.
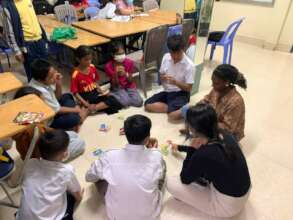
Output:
[15, 126, 40, 186]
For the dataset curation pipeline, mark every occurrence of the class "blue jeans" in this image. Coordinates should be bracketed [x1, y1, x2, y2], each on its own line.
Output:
[181, 104, 190, 120]
[23, 39, 48, 82]
[50, 94, 81, 130]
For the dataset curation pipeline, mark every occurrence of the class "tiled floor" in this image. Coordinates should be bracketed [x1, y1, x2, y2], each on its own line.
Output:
[1, 41, 293, 219]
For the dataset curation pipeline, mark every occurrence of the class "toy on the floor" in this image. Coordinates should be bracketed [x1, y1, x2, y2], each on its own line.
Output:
[93, 148, 104, 156]
[99, 123, 110, 132]
[160, 144, 169, 156]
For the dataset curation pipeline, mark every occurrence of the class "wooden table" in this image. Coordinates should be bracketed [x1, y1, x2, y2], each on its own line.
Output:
[0, 72, 23, 95]
[72, 18, 160, 39]
[38, 15, 110, 49]
[135, 10, 177, 26]
[0, 94, 55, 140]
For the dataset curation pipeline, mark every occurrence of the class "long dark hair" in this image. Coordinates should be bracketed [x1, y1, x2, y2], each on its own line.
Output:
[74, 45, 93, 66]
[213, 64, 247, 89]
[186, 103, 238, 161]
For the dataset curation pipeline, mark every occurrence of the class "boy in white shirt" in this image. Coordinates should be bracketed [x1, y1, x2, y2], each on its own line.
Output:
[17, 130, 84, 220]
[86, 114, 166, 220]
[144, 34, 195, 121]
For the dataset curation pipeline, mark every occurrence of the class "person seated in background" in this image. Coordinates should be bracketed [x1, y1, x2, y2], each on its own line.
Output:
[115, 0, 134, 15]
[144, 35, 195, 121]
[16, 130, 84, 220]
[105, 41, 143, 108]
[13, 86, 86, 162]
[71, 45, 122, 114]
[180, 64, 247, 142]
[167, 103, 251, 218]
[29, 59, 88, 130]
[86, 114, 166, 220]
[96, 0, 117, 19]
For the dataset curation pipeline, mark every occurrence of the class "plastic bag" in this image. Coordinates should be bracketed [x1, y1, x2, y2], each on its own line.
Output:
[50, 26, 77, 42]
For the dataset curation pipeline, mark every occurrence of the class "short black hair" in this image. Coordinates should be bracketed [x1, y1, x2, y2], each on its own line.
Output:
[14, 86, 42, 99]
[167, 34, 185, 52]
[38, 130, 69, 160]
[75, 45, 93, 64]
[213, 64, 247, 89]
[31, 59, 52, 81]
[124, 115, 152, 145]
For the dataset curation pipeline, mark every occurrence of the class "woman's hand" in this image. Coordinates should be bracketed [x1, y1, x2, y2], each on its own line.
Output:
[167, 140, 178, 151]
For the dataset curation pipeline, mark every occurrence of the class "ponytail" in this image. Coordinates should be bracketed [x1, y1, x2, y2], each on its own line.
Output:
[213, 64, 248, 90]
[236, 73, 247, 89]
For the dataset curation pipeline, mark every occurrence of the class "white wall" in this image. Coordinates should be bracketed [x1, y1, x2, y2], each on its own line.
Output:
[160, 0, 184, 15]
[279, 1, 293, 49]
[210, 0, 293, 51]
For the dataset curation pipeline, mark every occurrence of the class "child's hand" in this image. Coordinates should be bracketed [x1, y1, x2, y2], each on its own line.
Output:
[88, 104, 96, 112]
[166, 76, 177, 85]
[55, 72, 63, 85]
[116, 65, 126, 76]
[146, 138, 158, 148]
[160, 74, 168, 82]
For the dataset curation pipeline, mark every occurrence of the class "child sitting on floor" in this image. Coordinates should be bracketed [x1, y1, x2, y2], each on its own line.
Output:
[144, 34, 195, 121]
[71, 45, 122, 114]
[16, 130, 84, 220]
[105, 41, 143, 108]
[29, 59, 88, 130]
[86, 114, 165, 220]
[13, 86, 86, 162]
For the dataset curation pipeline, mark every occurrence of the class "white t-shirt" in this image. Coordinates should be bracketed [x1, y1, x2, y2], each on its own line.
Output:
[86, 144, 166, 220]
[17, 159, 81, 220]
[160, 53, 195, 92]
[96, 2, 116, 19]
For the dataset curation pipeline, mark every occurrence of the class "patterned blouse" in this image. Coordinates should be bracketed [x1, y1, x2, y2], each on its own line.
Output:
[203, 87, 245, 141]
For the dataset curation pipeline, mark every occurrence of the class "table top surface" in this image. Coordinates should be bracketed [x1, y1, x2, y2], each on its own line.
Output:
[0, 72, 23, 94]
[72, 17, 161, 38]
[38, 15, 110, 49]
[0, 95, 55, 140]
[135, 10, 177, 25]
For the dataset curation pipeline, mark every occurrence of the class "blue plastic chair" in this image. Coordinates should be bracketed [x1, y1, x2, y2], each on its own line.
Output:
[0, 147, 18, 208]
[208, 17, 244, 64]
[0, 48, 13, 69]
[84, 6, 100, 20]
[88, 0, 101, 7]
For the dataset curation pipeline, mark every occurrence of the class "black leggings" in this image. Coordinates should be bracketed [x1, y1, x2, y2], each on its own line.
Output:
[80, 90, 122, 115]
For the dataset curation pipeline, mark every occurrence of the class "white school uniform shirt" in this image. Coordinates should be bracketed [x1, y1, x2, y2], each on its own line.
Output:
[65, 130, 86, 161]
[96, 2, 116, 19]
[16, 159, 81, 220]
[86, 144, 166, 220]
[160, 53, 195, 92]
[29, 79, 61, 113]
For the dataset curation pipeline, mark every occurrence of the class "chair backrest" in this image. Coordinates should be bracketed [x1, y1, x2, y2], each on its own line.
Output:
[220, 17, 245, 44]
[84, 6, 99, 20]
[54, 3, 78, 24]
[143, 0, 159, 12]
[182, 19, 194, 50]
[88, 0, 101, 7]
[143, 25, 168, 66]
